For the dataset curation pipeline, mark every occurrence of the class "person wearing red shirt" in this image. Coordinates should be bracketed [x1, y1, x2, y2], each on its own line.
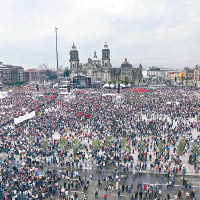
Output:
[104, 193, 108, 200]
[143, 184, 147, 191]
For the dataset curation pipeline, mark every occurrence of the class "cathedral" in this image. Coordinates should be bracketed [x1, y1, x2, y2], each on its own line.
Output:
[69, 43, 143, 84]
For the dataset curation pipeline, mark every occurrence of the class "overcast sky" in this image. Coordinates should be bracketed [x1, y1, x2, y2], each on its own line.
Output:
[0, 0, 199, 69]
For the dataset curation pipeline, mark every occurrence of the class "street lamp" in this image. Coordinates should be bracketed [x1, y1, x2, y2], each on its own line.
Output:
[55, 27, 59, 98]
[117, 78, 120, 93]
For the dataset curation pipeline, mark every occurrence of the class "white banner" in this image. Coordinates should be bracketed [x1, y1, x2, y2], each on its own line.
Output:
[26, 111, 36, 120]
[14, 115, 26, 124]
[14, 111, 36, 124]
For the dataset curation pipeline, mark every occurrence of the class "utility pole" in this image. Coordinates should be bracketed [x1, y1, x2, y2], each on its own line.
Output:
[55, 27, 59, 98]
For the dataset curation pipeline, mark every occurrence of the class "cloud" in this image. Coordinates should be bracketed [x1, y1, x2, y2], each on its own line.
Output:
[0, 0, 199, 68]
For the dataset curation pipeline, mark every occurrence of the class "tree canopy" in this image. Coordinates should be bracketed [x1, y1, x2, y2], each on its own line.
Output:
[158, 142, 165, 155]
[192, 143, 200, 156]
[72, 138, 81, 154]
[64, 68, 70, 77]
[176, 138, 185, 156]
[138, 141, 145, 153]
[92, 138, 101, 151]
[121, 138, 129, 151]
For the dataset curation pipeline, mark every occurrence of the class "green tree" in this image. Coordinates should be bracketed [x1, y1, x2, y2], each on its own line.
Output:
[124, 76, 129, 86]
[72, 138, 81, 154]
[158, 142, 165, 155]
[121, 138, 129, 151]
[6, 81, 25, 86]
[138, 141, 145, 153]
[192, 143, 200, 156]
[176, 138, 185, 156]
[166, 80, 172, 86]
[58, 137, 67, 149]
[104, 136, 112, 149]
[112, 79, 117, 88]
[108, 81, 112, 87]
[48, 74, 57, 80]
[92, 138, 101, 151]
[28, 135, 34, 146]
[42, 140, 49, 149]
[64, 68, 70, 77]
[130, 81, 135, 87]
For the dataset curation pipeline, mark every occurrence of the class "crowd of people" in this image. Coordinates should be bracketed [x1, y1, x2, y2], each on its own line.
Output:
[0, 85, 57, 127]
[0, 84, 199, 199]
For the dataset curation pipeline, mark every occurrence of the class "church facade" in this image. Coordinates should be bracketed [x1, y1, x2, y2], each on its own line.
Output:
[69, 43, 143, 84]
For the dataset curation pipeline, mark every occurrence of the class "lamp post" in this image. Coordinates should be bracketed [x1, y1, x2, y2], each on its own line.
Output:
[55, 27, 59, 98]
[117, 78, 120, 93]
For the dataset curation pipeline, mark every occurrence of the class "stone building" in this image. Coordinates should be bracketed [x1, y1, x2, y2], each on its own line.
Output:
[0, 62, 24, 84]
[184, 67, 195, 87]
[24, 69, 39, 82]
[24, 69, 56, 82]
[69, 43, 143, 84]
[194, 64, 200, 88]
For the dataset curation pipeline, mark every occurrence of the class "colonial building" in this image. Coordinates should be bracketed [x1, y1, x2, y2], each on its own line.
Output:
[24, 69, 39, 82]
[69, 43, 143, 84]
[147, 67, 162, 78]
[194, 64, 200, 88]
[0, 62, 24, 84]
[184, 67, 195, 87]
[24, 69, 56, 82]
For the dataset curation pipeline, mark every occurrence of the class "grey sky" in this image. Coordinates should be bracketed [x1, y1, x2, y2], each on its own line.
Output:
[0, 0, 199, 69]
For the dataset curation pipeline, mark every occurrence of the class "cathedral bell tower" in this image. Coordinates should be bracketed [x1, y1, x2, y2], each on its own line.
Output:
[102, 42, 111, 67]
[102, 42, 111, 82]
[69, 43, 79, 78]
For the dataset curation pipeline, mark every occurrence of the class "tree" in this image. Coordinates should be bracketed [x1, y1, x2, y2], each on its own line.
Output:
[112, 79, 117, 88]
[92, 138, 101, 151]
[138, 141, 145, 153]
[48, 74, 57, 80]
[64, 68, 70, 77]
[58, 137, 67, 150]
[130, 81, 135, 87]
[42, 140, 49, 149]
[124, 76, 129, 86]
[166, 80, 172, 86]
[28, 135, 34, 146]
[6, 81, 25, 86]
[104, 136, 112, 149]
[192, 143, 200, 156]
[121, 138, 129, 151]
[108, 81, 112, 87]
[158, 142, 165, 155]
[72, 138, 81, 154]
[176, 138, 185, 156]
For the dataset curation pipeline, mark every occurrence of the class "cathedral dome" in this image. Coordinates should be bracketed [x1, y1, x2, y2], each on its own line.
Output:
[92, 51, 99, 61]
[122, 58, 130, 65]
[121, 58, 132, 69]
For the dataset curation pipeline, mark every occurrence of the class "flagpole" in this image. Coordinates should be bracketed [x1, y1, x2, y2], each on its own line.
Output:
[55, 27, 59, 98]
